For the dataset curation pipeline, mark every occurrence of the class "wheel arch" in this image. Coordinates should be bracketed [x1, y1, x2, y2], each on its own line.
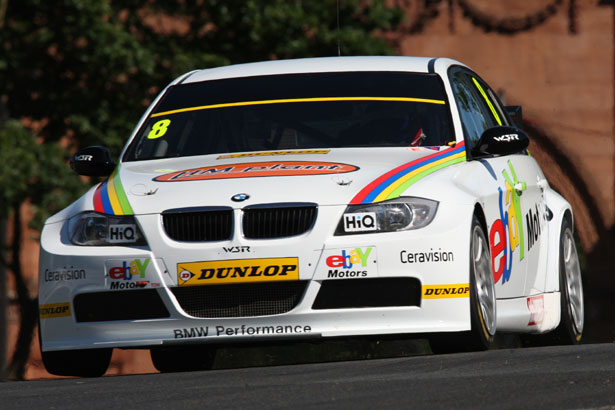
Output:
[544, 188, 574, 292]
[472, 203, 489, 234]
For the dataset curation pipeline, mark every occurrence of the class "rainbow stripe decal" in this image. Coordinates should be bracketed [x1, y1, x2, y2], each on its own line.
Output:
[350, 142, 467, 204]
[93, 165, 134, 215]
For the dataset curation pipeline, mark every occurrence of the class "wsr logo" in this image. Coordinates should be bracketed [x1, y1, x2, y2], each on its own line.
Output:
[493, 134, 519, 142]
[326, 248, 372, 268]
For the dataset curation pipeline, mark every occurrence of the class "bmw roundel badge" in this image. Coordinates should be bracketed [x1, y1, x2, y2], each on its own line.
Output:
[231, 193, 250, 202]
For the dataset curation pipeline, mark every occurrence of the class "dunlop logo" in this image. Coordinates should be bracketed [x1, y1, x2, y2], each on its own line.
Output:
[422, 284, 470, 299]
[39, 302, 72, 319]
[178, 257, 299, 286]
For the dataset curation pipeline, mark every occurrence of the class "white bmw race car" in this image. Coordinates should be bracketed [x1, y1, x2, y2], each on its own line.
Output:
[38, 56, 584, 376]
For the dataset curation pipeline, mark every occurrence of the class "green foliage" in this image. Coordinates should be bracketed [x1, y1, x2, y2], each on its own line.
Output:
[0, 121, 37, 215]
[1, 0, 158, 155]
[28, 141, 86, 231]
[0, 0, 401, 228]
[1, 0, 401, 154]
[0, 120, 85, 229]
[161, 0, 403, 61]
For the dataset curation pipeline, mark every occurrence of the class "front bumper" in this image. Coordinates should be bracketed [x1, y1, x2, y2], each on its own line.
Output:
[39, 202, 474, 351]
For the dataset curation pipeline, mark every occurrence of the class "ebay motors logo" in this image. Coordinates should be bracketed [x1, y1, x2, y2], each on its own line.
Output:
[109, 258, 150, 280]
[489, 161, 525, 284]
[320, 247, 377, 279]
[326, 248, 372, 268]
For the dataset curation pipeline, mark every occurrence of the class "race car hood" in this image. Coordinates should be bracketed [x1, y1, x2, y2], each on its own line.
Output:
[91, 144, 466, 215]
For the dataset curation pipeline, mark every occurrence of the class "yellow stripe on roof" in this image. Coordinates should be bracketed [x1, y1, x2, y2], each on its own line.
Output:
[151, 96, 446, 118]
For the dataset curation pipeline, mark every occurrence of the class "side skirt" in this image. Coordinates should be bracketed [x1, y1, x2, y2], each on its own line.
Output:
[496, 292, 561, 334]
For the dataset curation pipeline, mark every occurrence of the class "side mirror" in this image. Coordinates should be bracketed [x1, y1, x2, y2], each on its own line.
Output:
[474, 126, 530, 157]
[505, 105, 523, 129]
[70, 146, 116, 177]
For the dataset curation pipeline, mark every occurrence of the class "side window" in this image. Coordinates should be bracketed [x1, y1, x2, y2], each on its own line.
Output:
[472, 76, 509, 127]
[449, 68, 499, 149]
[485, 86, 509, 127]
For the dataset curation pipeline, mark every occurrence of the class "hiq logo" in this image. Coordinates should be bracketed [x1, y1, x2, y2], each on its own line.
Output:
[108, 224, 138, 243]
[343, 212, 377, 232]
[326, 248, 372, 268]
[109, 258, 150, 280]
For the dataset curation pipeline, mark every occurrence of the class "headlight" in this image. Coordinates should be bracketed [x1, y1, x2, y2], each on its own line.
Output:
[67, 212, 147, 246]
[335, 197, 438, 235]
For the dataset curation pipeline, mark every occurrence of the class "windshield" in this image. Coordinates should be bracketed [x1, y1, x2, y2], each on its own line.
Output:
[123, 72, 453, 161]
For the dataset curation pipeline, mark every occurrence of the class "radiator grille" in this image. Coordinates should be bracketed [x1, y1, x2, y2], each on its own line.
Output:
[162, 208, 233, 242]
[243, 205, 316, 239]
[171, 281, 307, 318]
[162, 204, 316, 241]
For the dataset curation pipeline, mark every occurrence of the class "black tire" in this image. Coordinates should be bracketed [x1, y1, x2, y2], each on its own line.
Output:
[41, 348, 112, 377]
[151, 346, 217, 373]
[38, 318, 112, 377]
[522, 217, 584, 346]
[430, 215, 496, 353]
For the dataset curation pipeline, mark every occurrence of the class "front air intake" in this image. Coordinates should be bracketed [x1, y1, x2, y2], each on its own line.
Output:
[312, 278, 422, 309]
[171, 281, 308, 318]
[73, 289, 170, 322]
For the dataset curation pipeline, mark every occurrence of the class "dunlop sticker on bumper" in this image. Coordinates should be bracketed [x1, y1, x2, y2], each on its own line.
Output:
[422, 284, 470, 299]
[39, 302, 72, 319]
[178, 257, 299, 286]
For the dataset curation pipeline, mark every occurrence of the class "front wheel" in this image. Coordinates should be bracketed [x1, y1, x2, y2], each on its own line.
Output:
[151, 346, 217, 373]
[430, 215, 496, 353]
[41, 348, 112, 377]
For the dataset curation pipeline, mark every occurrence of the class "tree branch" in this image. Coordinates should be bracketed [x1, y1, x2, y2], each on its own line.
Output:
[4, 204, 38, 380]
[0, 0, 7, 29]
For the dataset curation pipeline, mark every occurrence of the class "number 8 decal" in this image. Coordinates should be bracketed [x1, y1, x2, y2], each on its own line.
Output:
[147, 119, 171, 139]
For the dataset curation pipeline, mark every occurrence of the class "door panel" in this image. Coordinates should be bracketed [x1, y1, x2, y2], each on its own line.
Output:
[448, 66, 548, 298]
[482, 155, 546, 298]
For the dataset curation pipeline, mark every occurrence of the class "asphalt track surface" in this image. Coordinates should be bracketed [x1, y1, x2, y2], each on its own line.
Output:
[2, 343, 615, 410]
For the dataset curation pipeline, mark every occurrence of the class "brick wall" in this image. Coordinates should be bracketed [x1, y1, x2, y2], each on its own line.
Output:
[394, 0, 614, 280]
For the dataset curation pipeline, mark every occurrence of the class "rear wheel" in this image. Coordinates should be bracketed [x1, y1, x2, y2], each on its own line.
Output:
[430, 215, 496, 353]
[151, 346, 217, 373]
[558, 219, 585, 343]
[41, 348, 112, 377]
